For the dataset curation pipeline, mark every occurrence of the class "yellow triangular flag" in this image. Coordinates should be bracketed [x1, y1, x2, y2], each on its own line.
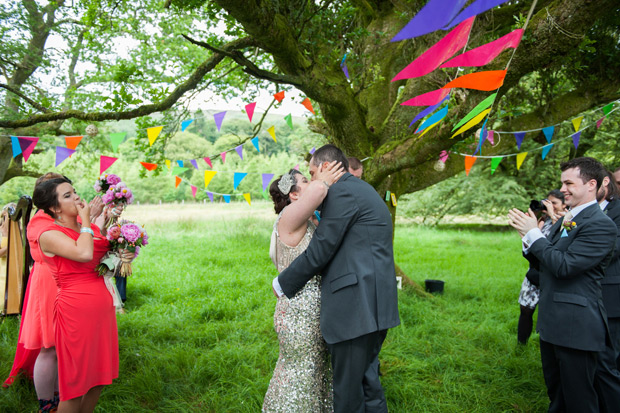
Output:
[572, 116, 583, 132]
[165, 159, 171, 170]
[243, 193, 251, 206]
[418, 120, 441, 138]
[451, 109, 491, 138]
[147, 126, 164, 146]
[516, 152, 528, 170]
[204, 170, 217, 188]
[267, 125, 276, 142]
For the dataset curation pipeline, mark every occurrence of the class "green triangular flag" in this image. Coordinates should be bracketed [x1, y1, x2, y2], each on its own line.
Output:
[261, 189, 270, 200]
[452, 93, 497, 131]
[172, 166, 189, 176]
[284, 113, 293, 130]
[490, 157, 502, 174]
[603, 103, 614, 116]
[109, 132, 127, 152]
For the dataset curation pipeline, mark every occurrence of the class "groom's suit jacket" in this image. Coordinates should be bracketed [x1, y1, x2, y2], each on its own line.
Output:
[278, 173, 400, 344]
[526, 203, 616, 351]
[602, 199, 620, 318]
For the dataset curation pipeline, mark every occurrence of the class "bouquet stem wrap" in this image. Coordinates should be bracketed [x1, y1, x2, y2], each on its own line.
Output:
[98, 252, 123, 310]
[119, 255, 133, 277]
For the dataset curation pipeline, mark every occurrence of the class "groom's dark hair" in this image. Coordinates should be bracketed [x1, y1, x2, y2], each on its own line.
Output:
[311, 144, 349, 171]
[560, 157, 606, 189]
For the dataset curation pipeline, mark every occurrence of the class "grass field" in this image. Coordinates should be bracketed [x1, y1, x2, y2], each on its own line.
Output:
[0, 203, 547, 412]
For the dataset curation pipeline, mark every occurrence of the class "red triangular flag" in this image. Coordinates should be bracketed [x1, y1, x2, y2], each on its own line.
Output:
[245, 102, 256, 122]
[99, 156, 117, 175]
[301, 98, 315, 114]
[204, 157, 212, 168]
[273, 91, 285, 102]
[18, 137, 39, 162]
[175, 176, 182, 188]
[140, 162, 158, 171]
[65, 136, 83, 150]
[220, 152, 226, 164]
[191, 185, 197, 198]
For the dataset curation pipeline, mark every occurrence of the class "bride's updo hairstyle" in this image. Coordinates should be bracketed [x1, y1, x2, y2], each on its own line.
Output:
[33, 176, 73, 218]
[270, 169, 302, 214]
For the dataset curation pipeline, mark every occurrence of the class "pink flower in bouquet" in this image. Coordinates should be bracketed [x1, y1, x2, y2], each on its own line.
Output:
[102, 189, 115, 204]
[93, 182, 102, 192]
[118, 237, 124, 244]
[106, 174, 121, 185]
[107, 225, 121, 241]
[141, 229, 149, 245]
[121, 223, 142, 244]
[134, 245, 141, 257]
[115, 191, 124, 199]
[116, 181, 127, 189]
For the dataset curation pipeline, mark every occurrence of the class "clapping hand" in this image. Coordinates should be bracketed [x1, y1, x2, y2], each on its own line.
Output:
[89, 196, 104, 221]
[508, 208, 539, 238]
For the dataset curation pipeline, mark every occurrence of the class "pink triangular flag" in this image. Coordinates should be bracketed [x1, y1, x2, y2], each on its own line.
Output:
[204, 157, 212, 168]
[235, 145, 243, 160]
[55, 147, 75, 167]
[401, 88, 451, 107]
[220, 152, 226, 164]
[439, 150, 449, 163]
[191, 185, 197, 198]
[100, 156, 118, 175]
[441, 29, 524, 68]
[294, 164, 300, 170]
[18, 137, 39, 162]
[214, 111, 226, 132]
[597, 117, 606, 128]
[245, 102, 256, 122]
[392, 17, 475, 81]
[486, 130, 495, 145]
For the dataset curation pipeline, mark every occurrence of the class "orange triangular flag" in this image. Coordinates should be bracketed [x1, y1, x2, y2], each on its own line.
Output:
[65, 136, 83, 150]
[442, 70, 507, 91]
[273, 91, 285, 102]
[464, 156, 477, 176]
[140, 162, 158, 171]
[175, 176, 182, 188]
[301, 98, 315, 114]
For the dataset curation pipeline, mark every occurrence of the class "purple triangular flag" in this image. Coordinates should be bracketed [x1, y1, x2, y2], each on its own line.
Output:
[309, 147, 316, 155]
[541, 144, 554, 160]
[597, 117, 606, 128]
[342, 64, 349, 79]
[409, 95, 450, 127]
[235, 145, 243, 160]
[190, 159, 199, 169]
[391, 0, 467, 41]
[214, 111, 226, 132]
[207, 192, 214, 202]
[474, 119, 488, 156]
[262, 173, 275, 191]
[572, 131, 581, 149]
[55, 147, 75, 167]
[514, 132, 526, 150]
[542, 126, 554, 143]
[445, 0, 511, 30]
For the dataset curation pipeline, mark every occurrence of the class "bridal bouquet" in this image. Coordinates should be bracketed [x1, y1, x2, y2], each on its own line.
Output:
[94, 175, 134, 227]
[94, 173, 122, 193]
[97, 220, 148, 277]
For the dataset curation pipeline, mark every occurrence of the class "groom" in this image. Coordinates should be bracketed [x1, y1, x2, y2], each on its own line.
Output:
[273, 144, 400, 412]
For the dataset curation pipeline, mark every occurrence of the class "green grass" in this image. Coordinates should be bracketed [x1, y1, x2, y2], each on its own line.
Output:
[0, 205, 547, 412]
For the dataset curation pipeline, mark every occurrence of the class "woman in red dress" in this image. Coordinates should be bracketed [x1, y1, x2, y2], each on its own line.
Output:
[33, 177, 118, 412]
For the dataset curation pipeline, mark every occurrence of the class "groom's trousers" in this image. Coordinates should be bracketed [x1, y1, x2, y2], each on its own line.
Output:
[328, 329, 388, 413]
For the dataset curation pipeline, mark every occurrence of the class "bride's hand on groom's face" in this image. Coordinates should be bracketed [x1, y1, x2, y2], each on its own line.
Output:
[316, 161, 346, 186]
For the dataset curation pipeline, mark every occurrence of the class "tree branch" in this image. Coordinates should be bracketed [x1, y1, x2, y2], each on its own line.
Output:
[181, 35, 302, 87]
[0, 83, 50, 113]
[0, 37, 256, 129]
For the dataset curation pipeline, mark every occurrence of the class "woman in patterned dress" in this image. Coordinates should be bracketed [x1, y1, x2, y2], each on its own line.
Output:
[263, 162, 345, 413]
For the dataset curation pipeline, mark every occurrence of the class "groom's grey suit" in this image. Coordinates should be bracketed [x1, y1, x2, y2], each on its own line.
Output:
[278, 172, 400, 412]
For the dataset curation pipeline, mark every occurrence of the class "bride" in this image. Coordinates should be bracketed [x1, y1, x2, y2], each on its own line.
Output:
[263, 162, 345, 412]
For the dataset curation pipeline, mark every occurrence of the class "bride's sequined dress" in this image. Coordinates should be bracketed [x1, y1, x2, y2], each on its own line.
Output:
[262, 212, 333, 412]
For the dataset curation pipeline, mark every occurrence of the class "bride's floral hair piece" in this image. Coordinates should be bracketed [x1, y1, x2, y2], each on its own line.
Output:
[278, 171, 296, 195]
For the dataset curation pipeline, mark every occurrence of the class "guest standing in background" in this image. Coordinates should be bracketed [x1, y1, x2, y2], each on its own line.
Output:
[347, 157, 363, 179]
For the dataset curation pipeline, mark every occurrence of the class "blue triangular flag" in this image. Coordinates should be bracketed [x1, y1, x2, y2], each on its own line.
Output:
[251, 137, 260, 152]
[223, 195, 231, 203]
[181, 119, 194, 132]
[233, 172, 248, 190]
[474, 118, 488, 156]
[514, 132, 526, 149]
[416, 105, 449, 133]
[542, 126, 554, 143]
[177, 160, 184, 167]
[541, 144, 554, 160]
[572, 131, 581, 149]
[11, 136, 22, 157]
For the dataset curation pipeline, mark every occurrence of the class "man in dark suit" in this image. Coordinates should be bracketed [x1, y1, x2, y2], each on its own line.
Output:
[508, 157, 617, 413]
[595, 170, 620, 412]
[272, 144, 400, 413]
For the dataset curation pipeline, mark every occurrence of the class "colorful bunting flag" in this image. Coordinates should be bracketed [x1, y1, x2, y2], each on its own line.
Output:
[235, 145, 243, 160]
[172, 166, 188, 175]
[177, 160, 184, 168]
[409, 95, 450, 127]
[234, 172, 248, 190]
[191, 185, 197, 198]
[474, 118, 488, 155]
[262, 173, 275, 191]
[181, 119, 194, 132]
[220, 152, 227, 164]
[442, 70, 507, 91]
[392, 17, 474, 81]
[204, 157, 212, 168]
[10, 136, 21, 157]
[487, 130, 494, 144]
[541, 144, 554, 160]
[251, 137, 260, 152]
[65, 136, 83, 150]
[514, 132, 526, 149]
[603, 102, 614, 116]
[445, 0, 511, 30]
[451, 109, 491, 138]
[204, 171, 217, 188]
[464, 156, 477, 176]
[267, 126, 277, 142]
[55, 147, 75, 167]
[418, 121, 441, 138]
[490, 157, 502, 174]
[147, 126, 163, 146]
[18, 137, 39, 162]
[516, 152, 528, 170]
[542, 126, 554, 143]
[223, 195, 231, 204]
[273, 91, 285, 102]
[190, 159, 199, 169]
[401, 88, 450, 107]
[572, 116, 583, 132]
[391, 0, 467, 41]
[140, 162, 158, 171]
[284, 113, 293, 130]
[245, 102, 256, 122]
[301, 98, 315, 114]
[175, 176, 182, 188]
[596, 117, 606, 128]
[342, 64, 350, 79]
[165, 160, 171, 170]
[572, 131, 581, 149]
[214, 111, 226, 132]
[416, 105, 449, 133]
[109, 132, 126, 152]
[309, 147, 316, 155]
[441, 29, 523, 68]
[100, 155, 117, 175]
[243, 193, 251, 206]
[207, 192, 214, 202]
[452, 93, 496, 131]
[439, 150, 449, 163]
[261, 189, 269, 200]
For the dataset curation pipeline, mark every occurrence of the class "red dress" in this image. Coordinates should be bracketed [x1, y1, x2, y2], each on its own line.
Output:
[40, 223, 118, 401]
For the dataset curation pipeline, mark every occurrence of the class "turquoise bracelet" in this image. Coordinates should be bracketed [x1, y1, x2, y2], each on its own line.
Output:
[80, 227, 94, 236]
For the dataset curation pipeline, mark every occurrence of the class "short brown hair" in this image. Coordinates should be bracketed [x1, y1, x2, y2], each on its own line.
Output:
[347, 157, 362, 171]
